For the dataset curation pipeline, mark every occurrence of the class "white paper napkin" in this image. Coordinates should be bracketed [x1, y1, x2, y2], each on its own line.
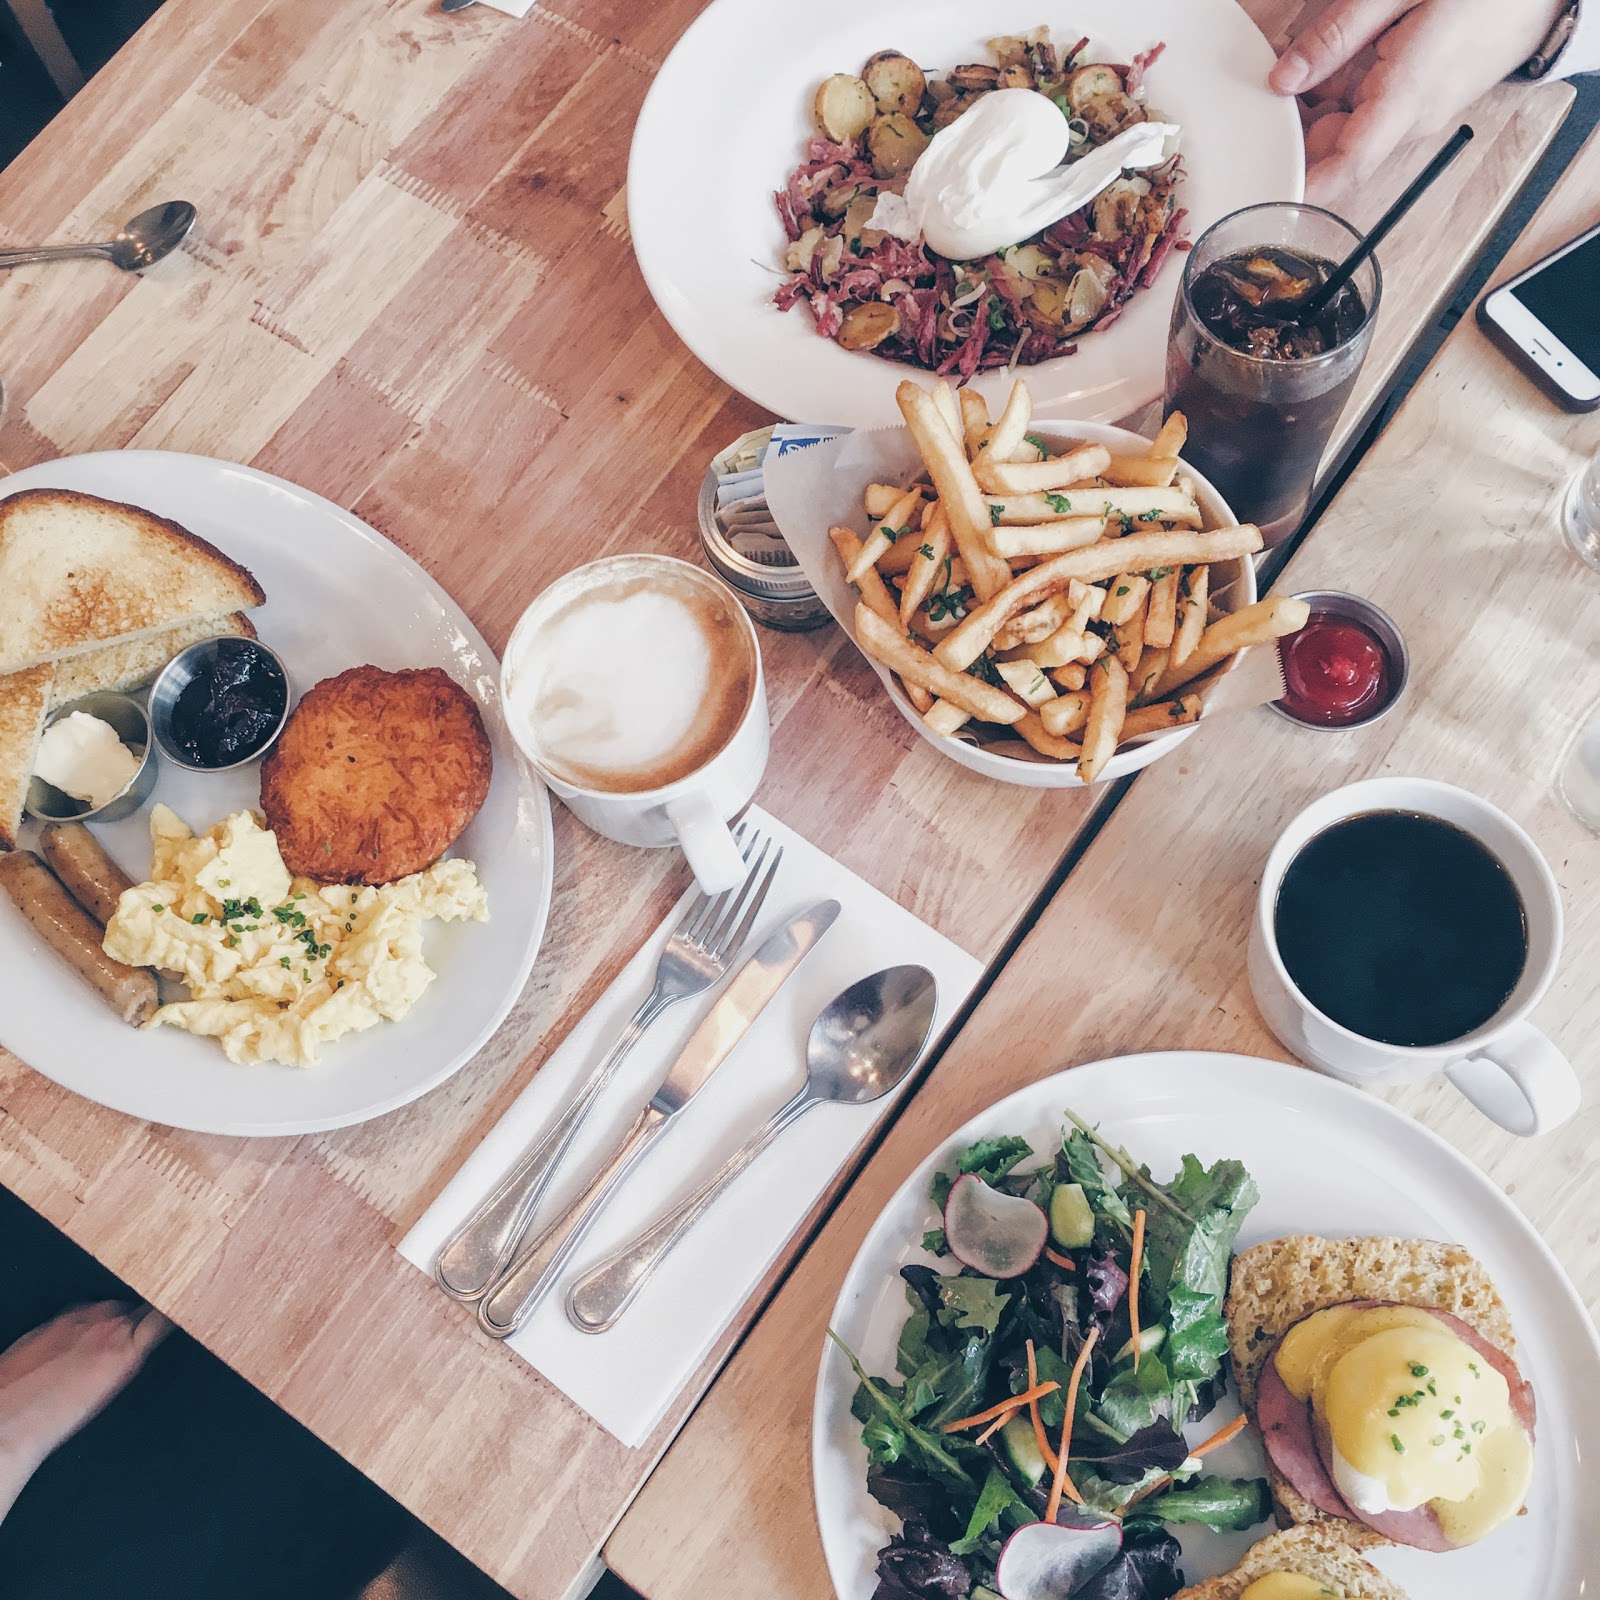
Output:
[398, 805, 981, 1447]
[476, 0, 534, 17]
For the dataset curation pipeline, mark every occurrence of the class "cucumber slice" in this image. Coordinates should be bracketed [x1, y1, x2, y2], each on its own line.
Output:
[1048, 1182, 1094, 1249]
[1112, 1325, 1166, 1365]
[1000, 1411, 1048, 1487]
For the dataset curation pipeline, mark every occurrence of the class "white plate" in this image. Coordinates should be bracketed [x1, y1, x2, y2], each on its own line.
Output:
[814, 1053, 1600, 1599]
[629, 0, 1304, 428]
[0, 452, 553, 1137]
[765, 418, 1256, 789]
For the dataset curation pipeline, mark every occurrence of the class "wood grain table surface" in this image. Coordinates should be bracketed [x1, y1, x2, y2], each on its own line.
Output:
[608, 125, 1600, 1600]
[0, 0, 1575, 1595]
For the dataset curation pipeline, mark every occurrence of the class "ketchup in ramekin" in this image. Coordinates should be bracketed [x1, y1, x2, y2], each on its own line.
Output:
[1272, 591, 1407, 730]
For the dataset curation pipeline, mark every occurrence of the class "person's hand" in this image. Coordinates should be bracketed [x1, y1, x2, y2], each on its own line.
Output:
[0, 1301, 171, 1507]
[1269, 0, 1566, 204]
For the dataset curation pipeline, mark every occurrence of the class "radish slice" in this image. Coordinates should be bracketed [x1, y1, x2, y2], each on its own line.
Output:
[995, 1514, 1123, 1599]
[943, 1173, 1049, 1278]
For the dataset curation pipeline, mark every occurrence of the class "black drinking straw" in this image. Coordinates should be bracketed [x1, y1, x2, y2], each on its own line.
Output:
[1291, 124, 1475, 324]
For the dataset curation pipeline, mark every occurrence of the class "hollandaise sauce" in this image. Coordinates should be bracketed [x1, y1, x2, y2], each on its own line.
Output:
[1273, 1305, 1532, 1544]
[1239, 1575, 1339, 1599]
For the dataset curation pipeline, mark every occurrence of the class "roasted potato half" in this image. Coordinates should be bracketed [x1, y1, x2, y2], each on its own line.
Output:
[837, 301, 900, 351]
[1065, 63, 1123, 111]
[867, 112, 929, 178]
[815, 73, 876, 142]
[862, 50, 927, 116]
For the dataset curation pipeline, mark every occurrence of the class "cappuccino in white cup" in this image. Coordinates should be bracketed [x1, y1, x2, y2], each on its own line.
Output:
[503, 555, 768, 891]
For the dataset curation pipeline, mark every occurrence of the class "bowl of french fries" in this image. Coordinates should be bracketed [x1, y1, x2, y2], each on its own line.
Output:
[767, 375, 1307, 788]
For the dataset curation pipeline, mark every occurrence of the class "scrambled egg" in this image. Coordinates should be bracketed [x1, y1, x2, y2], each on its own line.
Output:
[103, 805, 489, 1067]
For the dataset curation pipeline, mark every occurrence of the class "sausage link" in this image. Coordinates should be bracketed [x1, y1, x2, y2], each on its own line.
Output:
[0, 851, 158, 1026]
[39, 822, 135, 927]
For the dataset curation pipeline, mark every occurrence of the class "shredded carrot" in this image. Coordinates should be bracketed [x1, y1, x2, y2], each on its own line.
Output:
[1192, 1413, 1249, 1456]
[1044, 1247, 1077, 1270]
[1045, 1326, 1097, 1522]
[1025, 1339, 1061, 1474]
[1129, 1207, 1147, 1371]
[974, 1410, 1012, 1446]
[941, 1381, 1060, 1434]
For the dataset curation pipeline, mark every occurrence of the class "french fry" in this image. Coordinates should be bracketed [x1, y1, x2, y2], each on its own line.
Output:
[1078, 656, 1129, 784]
[1144, 568, 1179, 648]
[975, 445, 1112, 496]
[1068, 581, 1105, 631]
[995, 590, 1077, 649]
[995, 658, 1057, 707]
[959, 387, 990, 458]
[932, 380, 965, 448]
[1098, 487, 1202, 526]
[1007, 439, 1045, 463]
[878, 537, 920, 575]
[830, 527, 900, 630]
[900, 503, 952, 625]
[864, 482, 923, 517]
[1019, 625, 1088, 669]
[905, 680, 935, 714]
[1102, 454, 1180, 488]
[855, 603, 1025, 724]
[1158, 597, 1311, 695]
[1099, 573, 1150, 627]
[1150, 411, 1188, 459]
[1130, 647, 1170, 705]
[1016, 714, 1081, 763]
[1170, 565, 1208, 669]
[1113, 601, 1145, 675]
[1079, 632, 1108, 665]
[1050, 663, 1088, 691]
[923, 699, 971, 736]
[847, 487, 921, 583]
[990, 517, 1108, 561]
[1119, 694, 1202, 740]
[978, 379, 1032, 467]
[987, 491, 1103, 524]
[932, 525, 1262, 671]
[898, 381, 1011, 600]
[1038, 690, 1092, 738]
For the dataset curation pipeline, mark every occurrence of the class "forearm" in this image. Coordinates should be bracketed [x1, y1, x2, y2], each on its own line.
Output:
[0, 1439, 39, 1523]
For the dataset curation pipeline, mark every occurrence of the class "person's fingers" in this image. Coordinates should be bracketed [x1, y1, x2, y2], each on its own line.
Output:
[1271, 0, 1414, 95]
[1305, 72, 1421, 206]
[127, 1305, 173, 1359]
[1304, 111, 1350, 164]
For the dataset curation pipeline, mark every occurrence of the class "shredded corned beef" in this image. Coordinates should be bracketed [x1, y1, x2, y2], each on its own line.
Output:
[773, 29, 1189, 373]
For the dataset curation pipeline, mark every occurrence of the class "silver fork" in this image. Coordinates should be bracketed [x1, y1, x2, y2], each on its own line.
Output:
[434, 829, 776, 1302]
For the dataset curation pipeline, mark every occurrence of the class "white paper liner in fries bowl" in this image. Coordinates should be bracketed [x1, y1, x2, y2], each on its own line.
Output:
[765, 418, 1257, 789]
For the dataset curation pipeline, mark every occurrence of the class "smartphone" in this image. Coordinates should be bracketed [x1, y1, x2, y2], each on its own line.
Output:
[1478, 220, 1600, 412]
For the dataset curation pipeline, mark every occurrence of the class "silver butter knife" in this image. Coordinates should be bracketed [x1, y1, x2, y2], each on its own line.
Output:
[476, 898, 842, 1338]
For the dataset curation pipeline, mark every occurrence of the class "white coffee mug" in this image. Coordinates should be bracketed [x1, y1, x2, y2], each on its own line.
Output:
[501, 555, 770, 894]
[1248, 776, 1580, 1136]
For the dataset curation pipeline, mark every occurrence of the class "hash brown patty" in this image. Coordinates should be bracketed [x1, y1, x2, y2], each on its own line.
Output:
[261, 665, 492, 885]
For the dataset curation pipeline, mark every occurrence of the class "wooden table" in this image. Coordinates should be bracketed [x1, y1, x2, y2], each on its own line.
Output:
[609, 125, 1600, 1600]
[0, 1, 1574, 1596]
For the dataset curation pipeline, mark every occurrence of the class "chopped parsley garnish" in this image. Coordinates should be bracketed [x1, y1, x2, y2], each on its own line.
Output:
[1024, 433, 1049, 455]
[966, 655, 1004, 688]
[1409, 1363, 1430, 1378]
[1118, 513, 1136, 535]
[1391, 1435, 1405, 1454]
[191, 912, 208, 925]
[280, 956, 292, 969]
[987, 300, 1008, 332]
[918, 542, 935, 560]
[1044, 492, 1073, 513]
[150, 904, 164, 914]
[1139, 508, 1162, 521]
[1115, 584, 1130, 597]
[1146, 566, 1173, 580]
[220, 896, 263, 922]
[989, 503, 1004, 525]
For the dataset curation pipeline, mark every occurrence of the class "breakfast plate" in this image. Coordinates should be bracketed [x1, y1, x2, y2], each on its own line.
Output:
[0, 451, 553, 1136]
[813, 1053, 1600, 1599]
[628, 0, 1303, 428]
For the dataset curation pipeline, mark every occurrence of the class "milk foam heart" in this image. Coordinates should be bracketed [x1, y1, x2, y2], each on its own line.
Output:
[506, 566, 755, 795]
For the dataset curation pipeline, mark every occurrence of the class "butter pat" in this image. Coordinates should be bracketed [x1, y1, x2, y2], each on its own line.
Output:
[34, 711, 142, 809]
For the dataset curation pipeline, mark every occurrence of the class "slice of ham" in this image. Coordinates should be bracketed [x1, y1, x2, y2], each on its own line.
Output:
[1256, 1299, 1535, 1549]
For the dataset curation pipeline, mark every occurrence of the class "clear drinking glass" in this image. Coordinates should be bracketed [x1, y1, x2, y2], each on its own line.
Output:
[1562, 448, 1600, 572]
[1558, 699, 1600, 832]
[1164, 203, 1382, 547]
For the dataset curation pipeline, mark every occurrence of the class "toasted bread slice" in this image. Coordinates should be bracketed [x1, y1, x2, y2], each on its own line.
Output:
[1226, 1235, 1517, 1540]
[0, 666, 52, 851]
[49, 611, 256, 707]
[0, 490, 264, 674]
[1175, 1526, 1408, 1600]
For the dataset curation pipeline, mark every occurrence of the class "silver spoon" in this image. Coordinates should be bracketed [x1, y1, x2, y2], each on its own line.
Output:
[565, 963, 938, 1334]
[0, 201, 197, 273]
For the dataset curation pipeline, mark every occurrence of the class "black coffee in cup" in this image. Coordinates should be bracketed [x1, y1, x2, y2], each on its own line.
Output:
[1273, 810, 1528, 1048]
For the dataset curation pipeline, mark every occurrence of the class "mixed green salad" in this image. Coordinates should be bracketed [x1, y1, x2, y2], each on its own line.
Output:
[831, 1112, 1268, 1600]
